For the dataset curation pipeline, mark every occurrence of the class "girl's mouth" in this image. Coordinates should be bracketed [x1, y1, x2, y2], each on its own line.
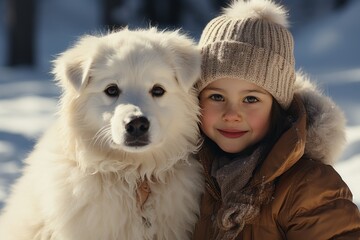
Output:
[218, 129, 247, 138]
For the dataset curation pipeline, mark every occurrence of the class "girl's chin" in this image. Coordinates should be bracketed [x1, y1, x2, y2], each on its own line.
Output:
[218, 144, 246, 154]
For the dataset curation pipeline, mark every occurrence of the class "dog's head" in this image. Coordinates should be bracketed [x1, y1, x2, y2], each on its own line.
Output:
[53, 28, 201, 158]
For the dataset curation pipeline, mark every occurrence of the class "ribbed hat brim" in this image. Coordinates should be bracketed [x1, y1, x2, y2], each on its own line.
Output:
[197, 41, 295, 109]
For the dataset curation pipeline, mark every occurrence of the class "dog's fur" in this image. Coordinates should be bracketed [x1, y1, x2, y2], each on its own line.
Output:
[0, 28, 204, 240]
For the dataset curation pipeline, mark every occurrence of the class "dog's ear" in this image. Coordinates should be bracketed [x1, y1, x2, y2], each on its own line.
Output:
[52, 35, 98, 93]
[163, 31, 201, 92]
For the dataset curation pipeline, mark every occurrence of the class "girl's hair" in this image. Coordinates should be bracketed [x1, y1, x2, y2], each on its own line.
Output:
[200, 98, 292, 164]
[258, 97, 292, 163]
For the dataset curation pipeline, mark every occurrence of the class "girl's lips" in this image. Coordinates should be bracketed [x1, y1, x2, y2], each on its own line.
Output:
[218, 129, 247, 138]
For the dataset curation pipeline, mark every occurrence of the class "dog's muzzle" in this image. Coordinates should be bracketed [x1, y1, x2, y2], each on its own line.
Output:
[125, 116, 150, 147]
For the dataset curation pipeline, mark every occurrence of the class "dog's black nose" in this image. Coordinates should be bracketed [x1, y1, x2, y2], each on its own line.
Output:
[125, 116, 150, 137]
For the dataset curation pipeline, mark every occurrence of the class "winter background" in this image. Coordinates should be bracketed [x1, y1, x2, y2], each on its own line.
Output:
[0, 0, 359, 210]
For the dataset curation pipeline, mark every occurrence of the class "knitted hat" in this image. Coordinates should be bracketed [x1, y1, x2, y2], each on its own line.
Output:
[197, 0, 295, 109]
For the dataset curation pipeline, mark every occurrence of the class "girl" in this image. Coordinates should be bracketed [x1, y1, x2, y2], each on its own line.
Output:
[192, 0, 360, 239]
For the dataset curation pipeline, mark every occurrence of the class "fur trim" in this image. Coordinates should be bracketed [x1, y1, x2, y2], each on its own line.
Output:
[294, 72, 346, 164]
[223, 0, 289, 28]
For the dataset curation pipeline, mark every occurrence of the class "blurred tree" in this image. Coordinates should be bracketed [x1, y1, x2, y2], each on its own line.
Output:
[334, 0, 348, 9]
[6, 0, 37, 66]
[102, 0, 182, 30]
[100, 0, 222, 37]
[145, 0, 181, 29]
[103, 0, 124, 29]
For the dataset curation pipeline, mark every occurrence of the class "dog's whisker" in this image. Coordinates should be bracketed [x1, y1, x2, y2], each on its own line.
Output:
[100, 132, 113, 149]
[92, 125, 112, 149]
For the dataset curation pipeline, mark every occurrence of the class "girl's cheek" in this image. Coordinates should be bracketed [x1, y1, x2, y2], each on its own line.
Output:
[248, 110, 271, 135]
[200, 104, 217, 130]
[201, 103, 219, 117]
[200, 107, 211, 126]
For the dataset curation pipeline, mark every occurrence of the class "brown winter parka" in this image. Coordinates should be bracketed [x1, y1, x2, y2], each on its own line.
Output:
[192, 74, 360, 239]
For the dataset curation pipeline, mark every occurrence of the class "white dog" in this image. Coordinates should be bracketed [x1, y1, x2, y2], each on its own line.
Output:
[0, 28, 204, 240]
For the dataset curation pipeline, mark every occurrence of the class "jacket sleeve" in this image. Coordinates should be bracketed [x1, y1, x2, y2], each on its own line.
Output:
[279, 160, 360, 239]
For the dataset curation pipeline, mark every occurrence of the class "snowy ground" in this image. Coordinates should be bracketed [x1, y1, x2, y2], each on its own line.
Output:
[0, 1, 360, 210]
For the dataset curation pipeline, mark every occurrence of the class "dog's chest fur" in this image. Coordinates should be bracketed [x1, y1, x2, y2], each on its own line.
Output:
[46, 158, 203, 240]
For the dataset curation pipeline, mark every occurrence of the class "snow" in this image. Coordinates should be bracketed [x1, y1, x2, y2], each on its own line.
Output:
[1, 0, 360, 210]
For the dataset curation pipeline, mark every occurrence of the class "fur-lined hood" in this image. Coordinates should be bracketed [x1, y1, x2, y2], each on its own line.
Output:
[251, 71, 346, 185]
[294, 71, 346, 165]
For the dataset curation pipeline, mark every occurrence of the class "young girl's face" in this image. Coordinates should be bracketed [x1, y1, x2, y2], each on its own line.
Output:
[199, 78, 273, 153]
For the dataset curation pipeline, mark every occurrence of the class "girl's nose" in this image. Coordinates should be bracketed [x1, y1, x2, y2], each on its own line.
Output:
[222, 104, 242, 122]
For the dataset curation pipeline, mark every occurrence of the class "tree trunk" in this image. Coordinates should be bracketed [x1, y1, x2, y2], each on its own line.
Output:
[334, 0, 348, 9]
[102, 0, 123, 30]
[6, 0, 36, 66]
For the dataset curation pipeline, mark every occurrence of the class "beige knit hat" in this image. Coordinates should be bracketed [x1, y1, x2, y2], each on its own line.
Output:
[197, 0, 295, 109]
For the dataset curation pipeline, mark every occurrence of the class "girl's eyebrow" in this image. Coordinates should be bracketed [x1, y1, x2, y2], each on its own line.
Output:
[245, 89, 269, 95]
[204, 87, 268, 95]
[203, 87, 223, 91]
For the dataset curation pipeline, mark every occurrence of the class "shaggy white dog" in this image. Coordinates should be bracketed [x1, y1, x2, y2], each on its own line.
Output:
[0, 28, 204, 240]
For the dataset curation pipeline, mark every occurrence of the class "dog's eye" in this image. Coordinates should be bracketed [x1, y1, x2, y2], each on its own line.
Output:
[104, 84, 121, 97]
[150, 85, 165, 97]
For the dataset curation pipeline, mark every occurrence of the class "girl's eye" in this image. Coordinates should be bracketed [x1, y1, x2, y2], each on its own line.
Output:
[210, 94, 224, 102]
[243, 96, 259, 103]
[104, 84, 121, 97]
[150, 84, 166, 97]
